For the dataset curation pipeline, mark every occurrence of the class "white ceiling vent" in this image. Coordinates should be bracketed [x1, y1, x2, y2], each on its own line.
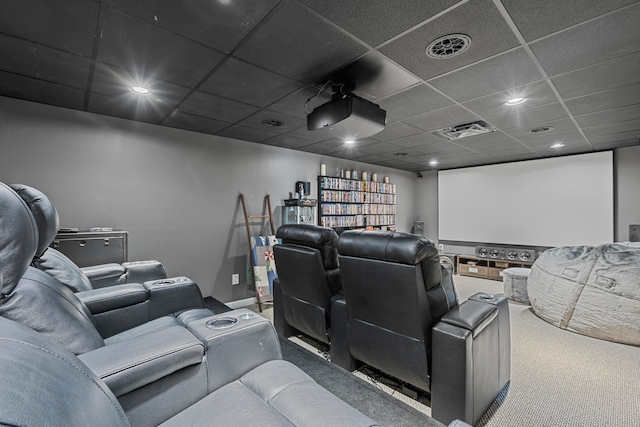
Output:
[426, 34, 471, 59]
[431, 120, 496, 141]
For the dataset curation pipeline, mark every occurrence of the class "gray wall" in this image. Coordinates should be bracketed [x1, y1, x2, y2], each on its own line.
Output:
[0, 96, 417, 302]
[615, 146, 640, 242]
[415, 145, 640, 255]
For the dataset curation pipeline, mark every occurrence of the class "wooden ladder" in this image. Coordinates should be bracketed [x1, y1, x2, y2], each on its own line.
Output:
[239, 194, 275, 312]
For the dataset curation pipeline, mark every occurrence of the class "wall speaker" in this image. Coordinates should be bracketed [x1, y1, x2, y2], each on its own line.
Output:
[412, 221, 424, 236]
[475, 245, 537, 263]
[630, 225, 640, 242]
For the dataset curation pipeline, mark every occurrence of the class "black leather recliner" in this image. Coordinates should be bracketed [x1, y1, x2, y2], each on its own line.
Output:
[10, 183, 167, 290]
[272, 224, 342, 345]
[334, 230, 511, 426]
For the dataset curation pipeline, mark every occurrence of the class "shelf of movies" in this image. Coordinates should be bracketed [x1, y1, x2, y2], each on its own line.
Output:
[365, 215, 396, 227]
[320, 215, 365, 228]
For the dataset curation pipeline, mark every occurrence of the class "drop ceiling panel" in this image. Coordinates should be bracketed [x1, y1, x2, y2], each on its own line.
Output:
[298, 0, 459, 47]
[160, 112, 231, 135]
[0, 35, 91, 90]
[517, 130, 586, 147]
[462, 80, 558, 119]
[88, 92, 169, 123]
[377, 84, 454, 121]
[565, 83, 640, 116]
[551, 53, 640, 99]
[575, 105, 640, 128]
[429, 49, 544, 102]
[199, 57, 302, 108]
[261, 133, 318, 150]
[530, 4, 640, 76]
[403, 105, 481, 132]
[234, 0, 367, 83]
[487, 103, 570, 131]
[0, 71, 85, 110]
[0, 0, 99, 57]
[235, 110, 306, 134]
[501, 0, 637, 42]
[98, 8, 225, 87]
[106, 0, 280, 53]
[268, 87, 331, 120]
[217, 124, 280, 143]
[379, 0, 520, 80]
[503, 118, 578, 139]
[179, 91, 260, 124]
[329, 51, 420, 100]
[370, 121, 424, 142]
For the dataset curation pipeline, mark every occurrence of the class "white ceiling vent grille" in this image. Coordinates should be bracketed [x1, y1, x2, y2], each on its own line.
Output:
[431, 120, 496, 141]
[426, 34, 471, 59]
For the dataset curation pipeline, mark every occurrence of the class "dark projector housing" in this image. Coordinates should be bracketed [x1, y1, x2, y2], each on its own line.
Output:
[307, 94, 386, 140]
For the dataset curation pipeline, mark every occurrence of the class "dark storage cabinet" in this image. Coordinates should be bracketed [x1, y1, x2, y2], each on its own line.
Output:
[51, 231, 128, 267]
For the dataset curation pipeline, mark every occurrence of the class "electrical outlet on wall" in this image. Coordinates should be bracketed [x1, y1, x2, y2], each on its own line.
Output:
[232, 274, 239, 285]
[438, 244, 444, 251]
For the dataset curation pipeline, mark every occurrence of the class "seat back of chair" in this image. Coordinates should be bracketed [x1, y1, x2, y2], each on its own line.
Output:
[337, 230, 456, 391]
[0, 317, 129, 427]
[274, 224, 341, 344]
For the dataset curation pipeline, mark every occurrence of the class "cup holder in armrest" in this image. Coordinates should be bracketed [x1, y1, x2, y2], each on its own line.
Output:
[474, 293, 496, 302]
[206, 317, 238, 329]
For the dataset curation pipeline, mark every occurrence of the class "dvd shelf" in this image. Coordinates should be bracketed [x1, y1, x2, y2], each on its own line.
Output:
[318, 176, 396, 231]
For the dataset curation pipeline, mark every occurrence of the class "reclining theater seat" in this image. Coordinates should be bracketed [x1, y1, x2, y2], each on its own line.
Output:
[273, 224, 342, 344]
[336, 230, 511, 426]
[335, 230, 458, 391]
[0, 182, 214, 354]
[10, 183, 167, 290]
[0, 182, 381, 427]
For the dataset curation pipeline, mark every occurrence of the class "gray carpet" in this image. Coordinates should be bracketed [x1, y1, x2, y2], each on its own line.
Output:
[454, 275, 640, 427]
[279, 336, 445, 427]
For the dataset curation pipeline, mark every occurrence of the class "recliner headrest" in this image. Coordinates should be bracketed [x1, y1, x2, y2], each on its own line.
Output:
[276, 224, 339, 270]
[337, 230, 442, 290]
[0, 182, 39, 295]
[9, 184, 60, 258]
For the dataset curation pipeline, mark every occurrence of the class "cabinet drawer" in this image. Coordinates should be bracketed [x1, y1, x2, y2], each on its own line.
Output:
[459, 264, 489, 277]
[488, 267, 506, 279]
[52, 231, 128, 268]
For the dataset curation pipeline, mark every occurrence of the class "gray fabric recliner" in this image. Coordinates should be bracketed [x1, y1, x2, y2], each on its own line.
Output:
[10, 183, 167, 291]
[0, 180, 381, 427]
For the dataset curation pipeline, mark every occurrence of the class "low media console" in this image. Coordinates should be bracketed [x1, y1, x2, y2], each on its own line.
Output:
[457, 254, 532, 281]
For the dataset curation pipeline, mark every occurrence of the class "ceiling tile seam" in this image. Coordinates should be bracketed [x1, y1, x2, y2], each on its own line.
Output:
[84, 1, 109, 110]
[492, 0, 595, 151]
[0, 70, 88, 93]
[159, 0, 291, 124]
[373, 0, 471, 50]
[561, 82, 640, 104]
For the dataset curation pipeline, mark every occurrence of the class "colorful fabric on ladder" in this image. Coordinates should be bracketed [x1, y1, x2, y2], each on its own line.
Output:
[250, 235, 281, 302]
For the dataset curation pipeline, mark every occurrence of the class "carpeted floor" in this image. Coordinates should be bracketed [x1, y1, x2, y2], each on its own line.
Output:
[248, 275, 640, 426]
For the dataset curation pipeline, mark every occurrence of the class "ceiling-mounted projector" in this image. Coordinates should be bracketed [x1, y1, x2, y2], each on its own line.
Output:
[307, 93, 386, 140]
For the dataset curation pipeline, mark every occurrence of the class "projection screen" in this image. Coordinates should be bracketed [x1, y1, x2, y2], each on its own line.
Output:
[438, 151, 614, 247]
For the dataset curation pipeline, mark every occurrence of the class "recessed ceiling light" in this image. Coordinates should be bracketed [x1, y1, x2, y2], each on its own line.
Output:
[550, 142, 565, 149]
[344, 140, 355, 144]
[505, 97, 526, 106]
[529, 126, 554, 134]
[130, 86, 150, 95]
[429, 160, 438, 166]
[426, 34, 471, 59]
[261, 119, 283, 127]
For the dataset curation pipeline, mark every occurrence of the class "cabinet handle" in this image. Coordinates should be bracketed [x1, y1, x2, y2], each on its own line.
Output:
[79, 240, 86, 247]
[104, 238, 110, 246]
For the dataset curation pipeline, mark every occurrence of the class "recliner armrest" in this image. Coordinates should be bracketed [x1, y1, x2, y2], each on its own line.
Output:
[439, 299, 497, 336]
[77, 284, 148, 314]
[120, 260, 167, 284]
[81, 263, 126, 289]
[144, 276, 205, 319]
[78, 326, 205, 397]
[187, 309, 282, 393]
